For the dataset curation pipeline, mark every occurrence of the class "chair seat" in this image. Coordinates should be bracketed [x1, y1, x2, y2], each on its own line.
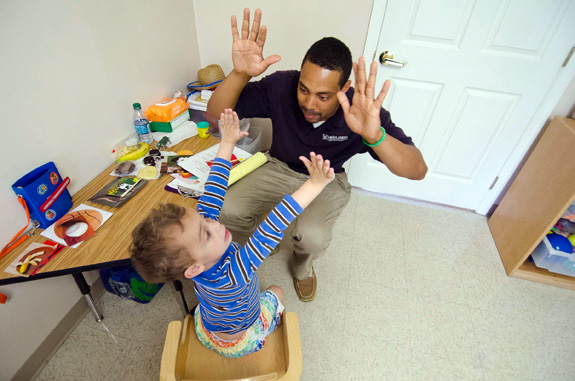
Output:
[160, 312, 302, 381]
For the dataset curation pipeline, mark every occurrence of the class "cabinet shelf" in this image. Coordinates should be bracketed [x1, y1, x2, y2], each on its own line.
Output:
[514, 261, 575, 289]
[488, 116, 575, 290]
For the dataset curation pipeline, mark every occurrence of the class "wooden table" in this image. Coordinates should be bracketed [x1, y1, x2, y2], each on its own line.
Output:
[0, 133, 220, 319]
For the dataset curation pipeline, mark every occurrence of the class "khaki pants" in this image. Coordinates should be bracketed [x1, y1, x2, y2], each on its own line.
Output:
[220, 155, 352, 280]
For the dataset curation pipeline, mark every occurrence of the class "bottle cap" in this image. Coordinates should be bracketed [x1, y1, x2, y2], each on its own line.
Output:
[133, 103, 141, 110]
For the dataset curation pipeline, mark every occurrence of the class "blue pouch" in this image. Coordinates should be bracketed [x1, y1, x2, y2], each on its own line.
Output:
[12, 162, 72, 229]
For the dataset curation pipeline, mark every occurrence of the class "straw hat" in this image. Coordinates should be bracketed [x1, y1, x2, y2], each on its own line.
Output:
[187, 64, 226, 90]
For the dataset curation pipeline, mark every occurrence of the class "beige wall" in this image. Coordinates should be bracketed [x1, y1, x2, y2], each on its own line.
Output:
[193, 0, 374, 80]
[0, 1, 200, 379]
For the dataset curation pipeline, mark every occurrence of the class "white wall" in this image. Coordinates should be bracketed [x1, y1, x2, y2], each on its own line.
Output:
[0, 1, 200, 379]
[552, 72, 575, 118]
[193, 0, 374, 79]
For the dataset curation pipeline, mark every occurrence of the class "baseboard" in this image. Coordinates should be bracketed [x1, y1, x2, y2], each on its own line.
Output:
[12, 278, 106, 381]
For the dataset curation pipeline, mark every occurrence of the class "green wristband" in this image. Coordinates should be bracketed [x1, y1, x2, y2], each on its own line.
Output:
[362, 127, 386, 147]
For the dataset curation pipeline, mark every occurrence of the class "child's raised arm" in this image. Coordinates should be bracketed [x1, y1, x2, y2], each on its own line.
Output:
[216, 108, 249, 161]
[291, 152, 335, 208]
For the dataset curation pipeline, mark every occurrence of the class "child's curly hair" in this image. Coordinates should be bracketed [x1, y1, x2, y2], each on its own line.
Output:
[130, 203, 192, 283]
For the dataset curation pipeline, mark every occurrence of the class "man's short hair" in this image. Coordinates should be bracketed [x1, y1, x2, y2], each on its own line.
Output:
[130, 203, 191, 283]
[302, 37, 352, 88]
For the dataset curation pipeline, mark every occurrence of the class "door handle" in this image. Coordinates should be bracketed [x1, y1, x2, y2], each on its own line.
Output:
[379, 51, 407, 67]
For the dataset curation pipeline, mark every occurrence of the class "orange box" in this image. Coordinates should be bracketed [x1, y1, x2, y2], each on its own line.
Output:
[144, 98, 189, 123]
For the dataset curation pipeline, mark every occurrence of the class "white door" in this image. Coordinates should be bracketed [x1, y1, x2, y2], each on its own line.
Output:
[347, 0, 575, 212]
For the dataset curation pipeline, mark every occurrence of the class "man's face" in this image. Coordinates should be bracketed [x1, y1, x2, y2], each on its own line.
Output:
[166, 207, 232, 272]
[297, 61, 350, 123]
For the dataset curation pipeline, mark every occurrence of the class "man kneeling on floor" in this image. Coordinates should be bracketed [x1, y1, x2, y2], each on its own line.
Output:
[207, 9, 427, 302]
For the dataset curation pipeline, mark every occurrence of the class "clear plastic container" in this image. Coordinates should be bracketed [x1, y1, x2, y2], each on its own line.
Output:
[236, 126, 262, 154]
[531, 236, 575, 277]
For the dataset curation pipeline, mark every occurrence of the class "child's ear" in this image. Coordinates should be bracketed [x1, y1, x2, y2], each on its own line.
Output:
[184, 264, 205, 279]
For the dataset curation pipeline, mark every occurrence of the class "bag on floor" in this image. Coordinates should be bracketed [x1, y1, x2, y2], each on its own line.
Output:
[100, 265, 163, 304]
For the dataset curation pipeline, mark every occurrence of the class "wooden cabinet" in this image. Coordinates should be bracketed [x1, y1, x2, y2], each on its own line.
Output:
[488, 116, 575, 289]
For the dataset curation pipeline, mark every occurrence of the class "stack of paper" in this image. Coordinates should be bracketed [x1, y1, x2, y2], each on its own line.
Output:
[166, 145, 259, 195]
[187, 91, 209, 111]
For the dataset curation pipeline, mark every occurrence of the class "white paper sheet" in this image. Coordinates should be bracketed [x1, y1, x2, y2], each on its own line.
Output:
[177, 144, 252, 183]
[152, 120, 198, 147]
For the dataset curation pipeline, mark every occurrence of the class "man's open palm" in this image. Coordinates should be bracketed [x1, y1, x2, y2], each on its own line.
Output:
[337, 57, 390, 142]
[231, 8, 281, 77]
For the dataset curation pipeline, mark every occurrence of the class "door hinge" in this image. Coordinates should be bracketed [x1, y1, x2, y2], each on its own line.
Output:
[562, 46, 575, 67]
[489, 176, 499, 190]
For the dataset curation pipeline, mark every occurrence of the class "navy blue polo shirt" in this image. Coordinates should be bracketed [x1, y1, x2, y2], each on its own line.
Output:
[235, 70, 414, 174]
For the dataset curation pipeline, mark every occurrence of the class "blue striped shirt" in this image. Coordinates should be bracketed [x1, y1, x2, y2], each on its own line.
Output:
[193, 158, 302, 334]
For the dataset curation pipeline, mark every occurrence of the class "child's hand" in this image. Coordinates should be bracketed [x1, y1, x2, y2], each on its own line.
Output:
[291, 152, 335, 208]
[219, 108, 248, 145]
[299, 152, 335, 187]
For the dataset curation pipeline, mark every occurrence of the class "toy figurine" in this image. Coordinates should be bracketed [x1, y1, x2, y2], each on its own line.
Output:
[156, 136, 171, 150]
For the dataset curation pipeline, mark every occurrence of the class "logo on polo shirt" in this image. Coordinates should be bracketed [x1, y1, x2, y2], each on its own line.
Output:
[322, 134, 348, 142]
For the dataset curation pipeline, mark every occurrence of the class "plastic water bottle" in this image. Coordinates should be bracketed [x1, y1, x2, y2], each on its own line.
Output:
[132, 103, 153, 144]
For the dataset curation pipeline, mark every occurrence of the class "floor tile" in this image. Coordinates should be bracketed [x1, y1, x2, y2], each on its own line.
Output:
[481, 369, 538, 381]
[463, 261, 575, 324]
[298, 308, 345, 381]
[350, 235, 407, 292]
[345, 280, 411, 346]
[471, 305, 575, 380]
[408, 292, 481, 368]
[36, 324, 127, 380]
[410, 351, 484, 381]
[82, 285, 185, 348]
[402, 201, 478, 227]
[402, 219, 463, 261]
[126, 286, 186, 347]
[338, 331, 412, 380]
[354, 192, 404, 245]
[405, 248, 469, 306]
[106, 341, 163, 381]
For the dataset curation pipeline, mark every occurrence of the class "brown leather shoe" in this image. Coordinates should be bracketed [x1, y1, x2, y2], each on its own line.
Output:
[293, 268, 316, 302]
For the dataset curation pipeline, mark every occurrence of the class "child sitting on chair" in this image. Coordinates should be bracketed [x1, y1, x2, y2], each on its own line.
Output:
[130, 109, 335, 358]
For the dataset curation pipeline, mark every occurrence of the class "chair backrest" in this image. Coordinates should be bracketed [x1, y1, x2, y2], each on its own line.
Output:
[161, 312, 302, 381]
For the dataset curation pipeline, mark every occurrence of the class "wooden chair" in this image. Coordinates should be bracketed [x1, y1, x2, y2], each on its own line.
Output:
[160, 312, 302, 381]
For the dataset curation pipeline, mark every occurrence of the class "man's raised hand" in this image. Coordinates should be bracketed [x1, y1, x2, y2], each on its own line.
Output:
[231, 8, 281, 78]
[336, 56, 390, 144]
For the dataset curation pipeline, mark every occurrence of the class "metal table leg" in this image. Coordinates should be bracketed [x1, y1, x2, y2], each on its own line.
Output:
[72, 273, 103, 322]
[172, 280, 191, 315]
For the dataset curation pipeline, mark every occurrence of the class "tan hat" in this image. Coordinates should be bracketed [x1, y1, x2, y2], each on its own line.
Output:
[187, 64, 226, 90]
